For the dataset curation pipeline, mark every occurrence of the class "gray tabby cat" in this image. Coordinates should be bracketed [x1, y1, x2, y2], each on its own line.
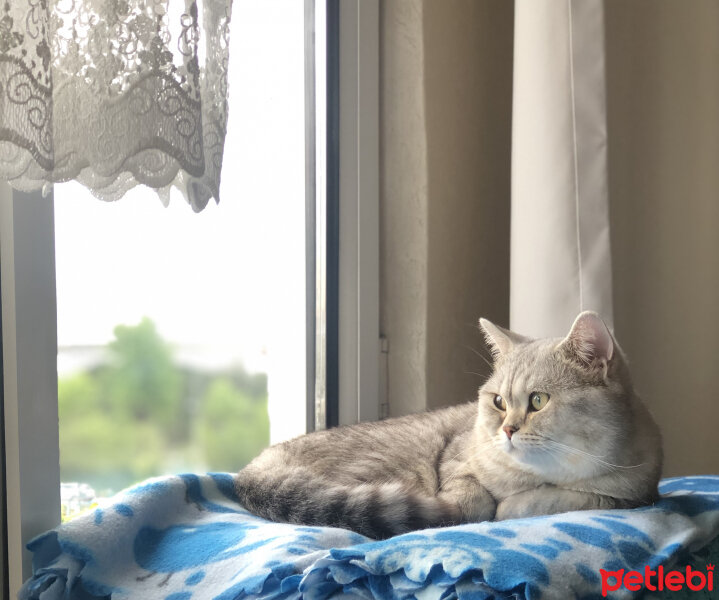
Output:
[236, 311, 662, 539]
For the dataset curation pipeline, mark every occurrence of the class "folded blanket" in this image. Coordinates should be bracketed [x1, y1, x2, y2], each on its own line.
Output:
[20, 474, 719, 600]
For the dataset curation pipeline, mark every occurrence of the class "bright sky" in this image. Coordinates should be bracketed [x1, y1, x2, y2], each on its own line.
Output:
[54, 0, 306, 442]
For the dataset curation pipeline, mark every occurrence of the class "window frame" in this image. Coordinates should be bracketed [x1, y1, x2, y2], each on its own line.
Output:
[332, 0, 380, 427]
[312, 0, 380, 430]
[0, 185, 61, 593]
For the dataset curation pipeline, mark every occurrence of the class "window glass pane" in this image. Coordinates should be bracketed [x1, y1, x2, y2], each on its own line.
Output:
[55, 0, 306, 521]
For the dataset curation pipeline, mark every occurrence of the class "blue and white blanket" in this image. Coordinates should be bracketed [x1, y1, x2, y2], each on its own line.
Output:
[20, 474, 719, 600]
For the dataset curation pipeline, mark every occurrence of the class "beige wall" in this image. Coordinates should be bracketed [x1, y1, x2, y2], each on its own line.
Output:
[423, 1, 514, 410]
[606, 1, 719, 476]
[380, 0, 513, 416]
[380, 1, 430, 417]
[380, 0, 719, 476]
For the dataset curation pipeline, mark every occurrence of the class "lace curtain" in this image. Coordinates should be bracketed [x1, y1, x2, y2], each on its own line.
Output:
[0, 0, 231, 211]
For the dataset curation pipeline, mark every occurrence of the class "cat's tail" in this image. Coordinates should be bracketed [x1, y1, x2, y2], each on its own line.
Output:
[235, 466, 461, 539]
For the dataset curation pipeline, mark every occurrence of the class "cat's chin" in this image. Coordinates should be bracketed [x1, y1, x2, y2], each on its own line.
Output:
[501, 433, 567, 479]
[505, 451, 572, 481]
[498, 436, 537, 469]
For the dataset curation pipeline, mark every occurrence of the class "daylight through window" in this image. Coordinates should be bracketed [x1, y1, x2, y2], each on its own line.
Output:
[54, 0, 306, 520]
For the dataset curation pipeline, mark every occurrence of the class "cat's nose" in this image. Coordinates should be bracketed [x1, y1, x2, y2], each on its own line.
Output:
[503, 425, 517, 439]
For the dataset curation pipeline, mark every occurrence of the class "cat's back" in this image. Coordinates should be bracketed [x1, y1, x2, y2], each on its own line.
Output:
[236, 402, 477, 537]
[242, 400, 478, 486]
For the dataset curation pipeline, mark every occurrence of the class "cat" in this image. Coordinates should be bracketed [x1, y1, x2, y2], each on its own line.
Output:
[235, 311, 663, 539]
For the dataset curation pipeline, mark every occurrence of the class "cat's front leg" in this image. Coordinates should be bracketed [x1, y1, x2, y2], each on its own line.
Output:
[495, 485, 618, 520]
[439, 474, 496, 522]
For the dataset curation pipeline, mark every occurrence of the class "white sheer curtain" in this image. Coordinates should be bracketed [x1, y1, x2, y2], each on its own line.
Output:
[510, 0, 613, 338]
[0, 0, 231, 211]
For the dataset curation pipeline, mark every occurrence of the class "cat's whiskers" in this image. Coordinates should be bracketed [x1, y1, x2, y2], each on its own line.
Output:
[462, 344, 493, 369]
[528, 443, 561, 467]
[542, 438, 645, 470]
[543, 441, 623, 471]
[511, 434, 555, 455]
[464, 370, 488, 380]
[513, 439, 632, 485]
[465, 321, 496, 365]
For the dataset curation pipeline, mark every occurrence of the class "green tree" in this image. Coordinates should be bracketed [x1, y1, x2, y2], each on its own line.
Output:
[196, 377, 269, 471]
[58, 372, 100, 419]
[58, 318, 183, 492]
[58, 318, 271, 493]
[59, 411, 165, 493]
[59, 368, 166, 491]
[99, 317, 184, 440]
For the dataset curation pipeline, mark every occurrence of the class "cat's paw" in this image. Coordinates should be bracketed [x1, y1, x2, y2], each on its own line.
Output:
[495, 495, 531, 520]
[495, 485, 610, 520]
[462, 495, 496, 523]
[442, 479, 497, 522]
[494, 488, 559, 520]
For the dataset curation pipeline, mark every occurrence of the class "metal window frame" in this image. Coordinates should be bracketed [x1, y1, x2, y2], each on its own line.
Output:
[305, 0, 318, 433]
[324, 0, 340, 428]
[314, 0, 380, 430]
[337, 0, 380, 426]
[0, 184, 61, 595]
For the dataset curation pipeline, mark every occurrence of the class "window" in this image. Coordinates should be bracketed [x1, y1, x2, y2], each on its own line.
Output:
[53, 1, 308, 516]
[1, 0, 379, 593]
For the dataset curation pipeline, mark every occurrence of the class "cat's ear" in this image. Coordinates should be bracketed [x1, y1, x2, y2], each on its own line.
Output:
[479, 318, 529, 359]
[559, 311, 614, 368]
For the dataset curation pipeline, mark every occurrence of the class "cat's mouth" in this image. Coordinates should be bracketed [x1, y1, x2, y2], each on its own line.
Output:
[502, 432, 547, 455]
[500, 433, 537, 460]
[500, 434, 517, 452]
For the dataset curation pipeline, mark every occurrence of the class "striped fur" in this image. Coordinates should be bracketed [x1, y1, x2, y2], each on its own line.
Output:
[237, 468, 461, 539]
[235, 405, 476, 539]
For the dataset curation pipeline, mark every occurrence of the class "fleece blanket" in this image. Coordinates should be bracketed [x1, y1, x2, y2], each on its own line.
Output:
[19, 474, 719, 600]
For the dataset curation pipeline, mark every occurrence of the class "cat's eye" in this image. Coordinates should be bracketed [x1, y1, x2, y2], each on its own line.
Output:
[493, 394, 506, 411]
[529, 391, 550, 411]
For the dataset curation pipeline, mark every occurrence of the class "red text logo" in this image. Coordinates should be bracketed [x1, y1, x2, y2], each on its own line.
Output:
[600, 564, 714, 596]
